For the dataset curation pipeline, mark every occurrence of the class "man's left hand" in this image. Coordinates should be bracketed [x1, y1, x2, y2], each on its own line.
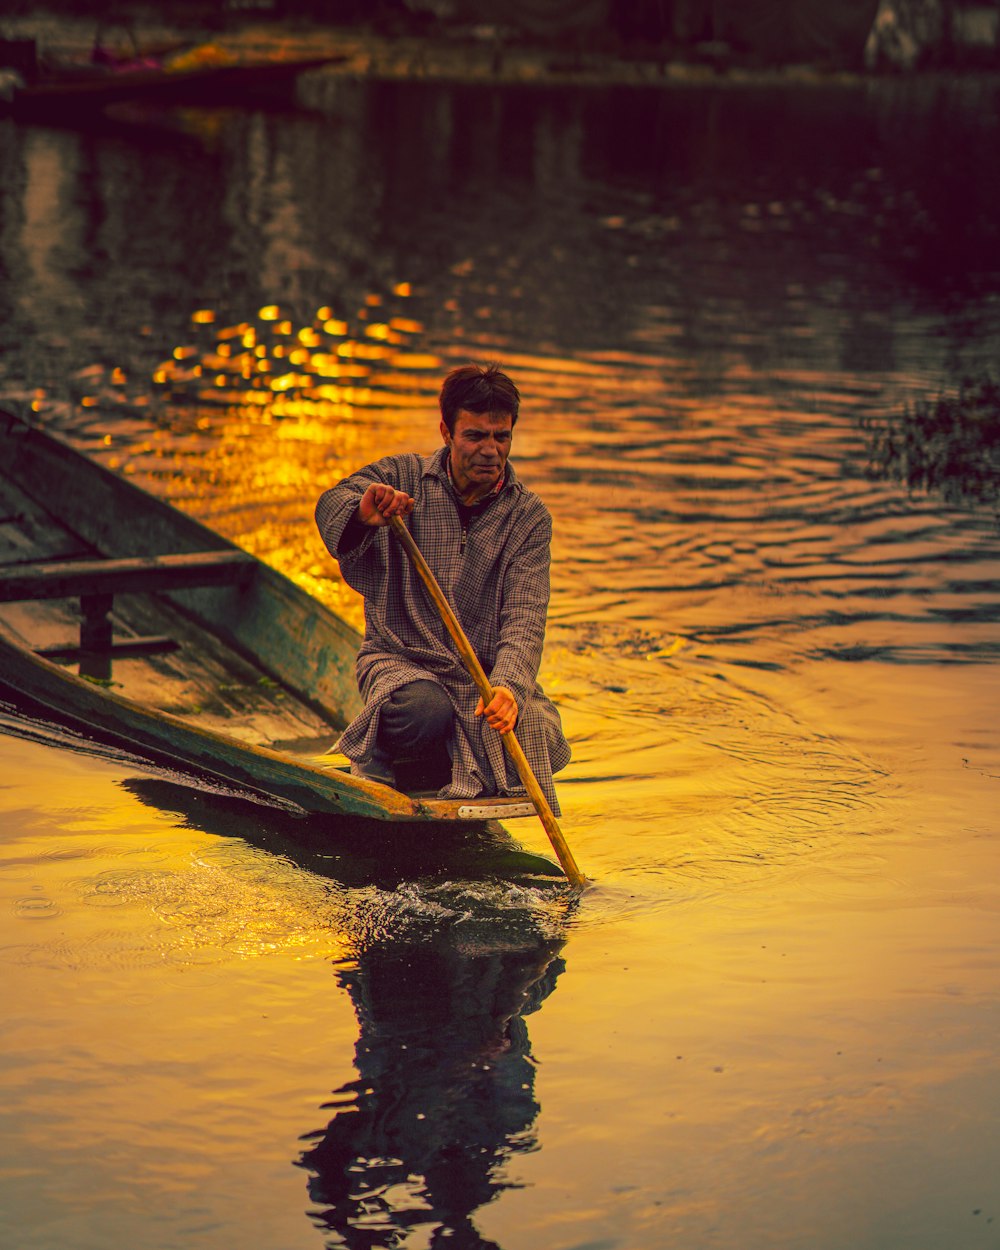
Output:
[476, 686, 518, 735]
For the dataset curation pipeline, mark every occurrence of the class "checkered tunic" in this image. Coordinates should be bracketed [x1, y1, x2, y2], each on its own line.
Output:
[315, 447, 570, 812]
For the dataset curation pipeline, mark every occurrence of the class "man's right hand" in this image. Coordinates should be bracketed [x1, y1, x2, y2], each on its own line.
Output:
[359, 482, 415, 527]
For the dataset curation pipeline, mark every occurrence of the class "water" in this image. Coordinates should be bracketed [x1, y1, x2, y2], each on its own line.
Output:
[2, 69, 1000, 1250]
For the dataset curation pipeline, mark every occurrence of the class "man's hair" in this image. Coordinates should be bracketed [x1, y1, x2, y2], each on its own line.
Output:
[439, 363, 520, 434]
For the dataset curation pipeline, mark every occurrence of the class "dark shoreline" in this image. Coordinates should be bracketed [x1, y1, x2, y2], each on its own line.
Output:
[4, 3, 999, 94]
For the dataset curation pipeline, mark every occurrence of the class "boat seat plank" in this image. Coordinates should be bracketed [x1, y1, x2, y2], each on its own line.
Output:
[0, 549, 257, 679]
[36, 635, 180, 661]
[0, 549, 256, 602]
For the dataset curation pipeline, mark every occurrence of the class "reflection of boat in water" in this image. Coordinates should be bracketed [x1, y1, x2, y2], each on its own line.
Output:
[119, 775, 567, 888]
[0, 413, 539, 827]
[299, 917, 566, 1248]
[0, 36, 345, 123]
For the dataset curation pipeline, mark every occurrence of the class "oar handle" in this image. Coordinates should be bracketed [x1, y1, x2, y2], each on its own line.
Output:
[389, 515, 585, 888]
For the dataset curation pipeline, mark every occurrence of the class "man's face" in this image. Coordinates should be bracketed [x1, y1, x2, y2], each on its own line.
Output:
[440, 409, 513, 501]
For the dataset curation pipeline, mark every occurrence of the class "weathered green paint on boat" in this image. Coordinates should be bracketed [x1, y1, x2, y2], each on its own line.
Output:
[2, 412, 362, 724]
[1, 635, 411, 818]
[0, 413, 537, 824]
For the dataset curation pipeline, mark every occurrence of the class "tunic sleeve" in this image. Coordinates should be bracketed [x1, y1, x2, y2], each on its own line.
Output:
[315, 456, 414, 595]
[487, 505, 553, 713]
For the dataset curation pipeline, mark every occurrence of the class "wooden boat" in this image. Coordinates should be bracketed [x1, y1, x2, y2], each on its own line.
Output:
[0, 411, 540, 826]
[0, 40, 345, 123]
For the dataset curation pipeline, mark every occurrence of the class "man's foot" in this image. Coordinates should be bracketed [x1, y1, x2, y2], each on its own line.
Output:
[352, 757, 395, 787]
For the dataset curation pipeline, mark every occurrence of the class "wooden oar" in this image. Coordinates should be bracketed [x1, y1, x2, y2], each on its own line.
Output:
[389, 515, 586, 888]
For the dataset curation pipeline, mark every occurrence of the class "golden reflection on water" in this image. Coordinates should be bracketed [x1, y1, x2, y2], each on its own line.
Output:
[0, 747, 359, 1248]
[93, 295, 449, 626]
[74, 287, 987, 877]
[1, 727, 578, 1247]
[1, 797, 350, 973]
[5, 176, 1000, 1250]
[53, 278, 997, 900]
[9, 138, 997, 1246]
[5, 77, 1000, 1250]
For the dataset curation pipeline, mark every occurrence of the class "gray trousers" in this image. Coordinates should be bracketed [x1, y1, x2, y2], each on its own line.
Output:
[376, 679, 454, 789]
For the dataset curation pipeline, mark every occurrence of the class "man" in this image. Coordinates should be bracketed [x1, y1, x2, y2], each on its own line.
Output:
[315, 363, 570, 812]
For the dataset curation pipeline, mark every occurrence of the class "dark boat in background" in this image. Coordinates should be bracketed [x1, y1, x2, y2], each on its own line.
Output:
[0, 34, 344, 122]
[0, 411, 539, 826]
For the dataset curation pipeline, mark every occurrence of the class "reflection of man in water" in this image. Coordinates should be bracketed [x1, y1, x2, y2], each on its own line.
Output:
[298, 933, 565, 1249]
